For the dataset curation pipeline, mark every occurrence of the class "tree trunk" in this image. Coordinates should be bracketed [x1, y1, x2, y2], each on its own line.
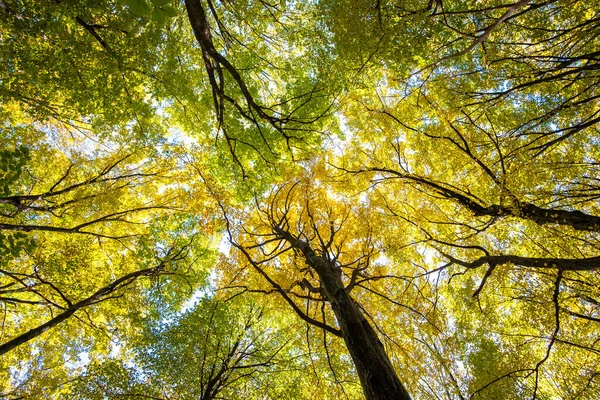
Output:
[276, 228, 411, 400]
[320, 265, 412, 400]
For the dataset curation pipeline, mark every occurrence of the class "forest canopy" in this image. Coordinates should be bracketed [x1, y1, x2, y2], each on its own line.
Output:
[1, 0, 599, 398]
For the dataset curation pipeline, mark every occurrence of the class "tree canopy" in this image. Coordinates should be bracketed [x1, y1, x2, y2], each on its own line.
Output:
[1, 0, 599, 398]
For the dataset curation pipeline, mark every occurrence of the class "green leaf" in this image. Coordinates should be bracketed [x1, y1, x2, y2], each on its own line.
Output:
[126, 0, 151, 17]
[150, 0, 169, 6]
[151, 7, 166, 24]
[160, 5, 178, 18]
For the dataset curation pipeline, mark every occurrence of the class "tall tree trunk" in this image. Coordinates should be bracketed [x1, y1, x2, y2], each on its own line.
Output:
[276, 228, 412, 400]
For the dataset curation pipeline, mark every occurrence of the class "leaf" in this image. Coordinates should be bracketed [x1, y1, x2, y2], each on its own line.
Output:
[151, 7, 166, 24]
[126, 0, 151, 17]
[160, 5, 178, 18]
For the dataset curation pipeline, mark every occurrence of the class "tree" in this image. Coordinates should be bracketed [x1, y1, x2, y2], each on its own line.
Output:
[0, 238, 194, 356]
[68, 297, 304, 399]
[1, 0, 599, 399]
[222, 178, 413, 399]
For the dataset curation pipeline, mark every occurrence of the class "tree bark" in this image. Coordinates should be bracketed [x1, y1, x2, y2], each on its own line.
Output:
[275, 227, 411, 400]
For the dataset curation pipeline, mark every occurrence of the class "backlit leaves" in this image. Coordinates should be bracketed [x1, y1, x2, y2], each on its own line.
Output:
[2, 0, 600, 399]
